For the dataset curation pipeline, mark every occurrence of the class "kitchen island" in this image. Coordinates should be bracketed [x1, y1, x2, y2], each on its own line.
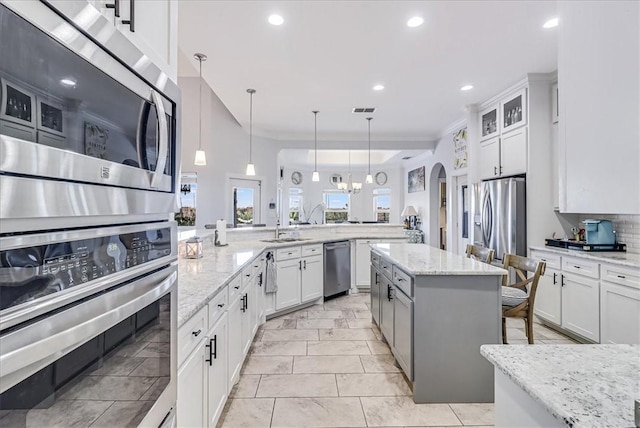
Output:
[481, 343, 640, 428]
[370, 243, 507, 403]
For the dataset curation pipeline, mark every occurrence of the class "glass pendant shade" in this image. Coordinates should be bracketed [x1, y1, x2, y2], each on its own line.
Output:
[194, 149, 207, 166]
[365, 174, 373, 184]
[312, 111, 320, 182]
[246, 88, 256, 176]
[194, 53, 208, 166]
[312, 171, 320, 182]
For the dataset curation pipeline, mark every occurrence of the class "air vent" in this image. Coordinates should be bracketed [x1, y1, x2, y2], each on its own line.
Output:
[352, 107, 376, 113]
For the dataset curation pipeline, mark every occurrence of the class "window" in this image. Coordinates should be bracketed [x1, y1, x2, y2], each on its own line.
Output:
[373, 188, 391, 223]
[289, 188, 303, 223]
[323, 191, 349, 223]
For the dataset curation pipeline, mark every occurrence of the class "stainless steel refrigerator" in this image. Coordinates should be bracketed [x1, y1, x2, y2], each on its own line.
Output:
[472, 177, 526, 262]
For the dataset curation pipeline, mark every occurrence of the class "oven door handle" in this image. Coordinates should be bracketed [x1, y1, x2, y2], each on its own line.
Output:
[150, 89, 168, 189]
[0, 267, 177, 392]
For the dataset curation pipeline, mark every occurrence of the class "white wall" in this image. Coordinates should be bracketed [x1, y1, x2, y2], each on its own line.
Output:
[403, 121, 468, 252]
[279, 166, 404, 225]
[178, 77, 279, 228]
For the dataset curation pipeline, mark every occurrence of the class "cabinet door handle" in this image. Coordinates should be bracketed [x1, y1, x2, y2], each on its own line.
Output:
[105, 0, 120, 17]
[121, 0, 135, 31]
[245, 293, 249, 310]
[258, 272, 263, 286]
[192, 329, 202, 337]
[303, 260, 307, 270]
[494, 166, 498, 176]
[387, 284, 393, 301]
[299, 260, 302, 270]
[552, 272, 557, 285]
[205, 335, 216, 365]
[499, 165, 503, 174]
[561, 274, 565, 287]
[617, 275, 626, 279]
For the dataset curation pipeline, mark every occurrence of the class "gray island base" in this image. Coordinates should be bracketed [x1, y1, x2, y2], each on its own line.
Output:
[370, 243, 507, 404]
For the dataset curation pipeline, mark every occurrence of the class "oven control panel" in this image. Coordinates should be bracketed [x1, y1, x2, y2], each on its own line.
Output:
[0, 227, 172, 311]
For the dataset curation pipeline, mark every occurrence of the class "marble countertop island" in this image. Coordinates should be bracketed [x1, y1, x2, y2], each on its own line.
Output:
[481, 344, 640, 428]
[371, 243, 507, 276]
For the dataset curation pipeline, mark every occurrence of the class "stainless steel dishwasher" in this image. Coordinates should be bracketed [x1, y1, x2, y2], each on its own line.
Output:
[323, 241, 351, 298]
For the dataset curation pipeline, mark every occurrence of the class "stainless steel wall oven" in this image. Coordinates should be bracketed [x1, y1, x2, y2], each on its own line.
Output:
[0, 1, 181, 426]
[0, 223, 178, 427]
[0, 1, 181, 234]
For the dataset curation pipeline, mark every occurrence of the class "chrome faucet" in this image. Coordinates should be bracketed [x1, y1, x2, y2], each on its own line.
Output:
[275, 220, 286, 239]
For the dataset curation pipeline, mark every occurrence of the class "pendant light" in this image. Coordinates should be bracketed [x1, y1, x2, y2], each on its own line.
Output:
[193, 53, 207, 166]
[365, 117, 373, 184]
[246, 88, 256, 176]
[312, 110, 320, 182]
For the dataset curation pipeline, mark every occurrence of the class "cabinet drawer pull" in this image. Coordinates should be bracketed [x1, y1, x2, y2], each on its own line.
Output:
[192, 329, 202, 337]
[217, 303, 225, 308]
[234, 285, 240, 289]
[573, 265, 581, 269]
[397, 277, 405, 282]
[617, 275, 626, 279]
[540, 258, 547, 262]
[245, 274, 251, 277]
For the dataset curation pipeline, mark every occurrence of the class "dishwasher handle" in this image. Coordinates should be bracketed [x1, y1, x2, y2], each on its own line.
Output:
[324, 242, 350, 250]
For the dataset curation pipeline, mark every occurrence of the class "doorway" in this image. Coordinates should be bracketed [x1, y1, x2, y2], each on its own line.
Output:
[229, 178, 261, 227]
[428, 164, 447, 250]
[454, 175, 469, 255]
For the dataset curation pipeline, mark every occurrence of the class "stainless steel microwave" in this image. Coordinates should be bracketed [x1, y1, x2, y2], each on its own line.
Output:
[0, 1, 181, 234]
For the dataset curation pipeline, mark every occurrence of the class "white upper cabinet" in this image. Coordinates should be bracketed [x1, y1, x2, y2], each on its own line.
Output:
[558, 1, 640, 214]
[70, 0, 178, 81]
[478, 88, 528, 180]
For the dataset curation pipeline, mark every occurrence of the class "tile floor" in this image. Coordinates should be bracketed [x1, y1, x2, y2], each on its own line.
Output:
[217, 292, 578, 428]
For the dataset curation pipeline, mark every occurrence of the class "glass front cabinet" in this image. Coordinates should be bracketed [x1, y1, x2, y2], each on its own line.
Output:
[501, 88, 527, 133]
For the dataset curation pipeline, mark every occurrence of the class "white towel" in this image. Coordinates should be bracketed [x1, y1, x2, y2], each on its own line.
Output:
[265, 251, 278, 293]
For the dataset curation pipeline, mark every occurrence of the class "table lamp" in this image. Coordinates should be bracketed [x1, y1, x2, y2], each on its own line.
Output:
[401, 206, 419, 230]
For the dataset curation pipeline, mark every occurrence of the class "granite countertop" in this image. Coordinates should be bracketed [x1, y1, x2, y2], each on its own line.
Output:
[177, 232, 407, 327]
[530, 245, 640, 268]
[481, 344, 640, 428]
[371, 243, 507, 276]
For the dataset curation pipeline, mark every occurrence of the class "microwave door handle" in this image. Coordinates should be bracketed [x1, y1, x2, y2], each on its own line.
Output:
[150, 90, 168, 189]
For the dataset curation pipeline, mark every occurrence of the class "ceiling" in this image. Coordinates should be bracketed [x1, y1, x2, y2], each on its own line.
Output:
[177, 1, 558, 142]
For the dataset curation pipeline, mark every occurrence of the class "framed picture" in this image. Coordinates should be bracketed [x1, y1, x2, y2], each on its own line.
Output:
[453, 127, 468, 170]
[0, 77, 36, 128]
[37, 96, 65, 138]
[84, 121, 109, 159]
[408, 166, 425, 193]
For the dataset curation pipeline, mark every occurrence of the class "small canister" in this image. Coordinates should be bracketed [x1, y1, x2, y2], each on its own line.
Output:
[185, 236, 204, 259]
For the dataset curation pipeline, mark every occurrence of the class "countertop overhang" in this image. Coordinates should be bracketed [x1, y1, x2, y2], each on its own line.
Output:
[530, 245, 640, 268]
[481, 343, 640, 428]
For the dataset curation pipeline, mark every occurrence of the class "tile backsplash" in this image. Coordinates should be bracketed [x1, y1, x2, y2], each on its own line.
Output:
[577, 214, 640, 254]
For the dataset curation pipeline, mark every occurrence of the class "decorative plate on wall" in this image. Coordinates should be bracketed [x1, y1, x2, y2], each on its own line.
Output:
[329, 173, 342, 186]
[291, 171, 303, 185]
[375, 171, 388, 185]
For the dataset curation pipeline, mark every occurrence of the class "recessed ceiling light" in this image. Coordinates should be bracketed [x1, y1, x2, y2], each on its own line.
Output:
[373, 84, 384, 91]
[543, 17, 558, 29]
[407, 16, 424, 28]
[460, 84, 474, 91]
[268, 14, 284, 26]
[60, 78, 77, 87]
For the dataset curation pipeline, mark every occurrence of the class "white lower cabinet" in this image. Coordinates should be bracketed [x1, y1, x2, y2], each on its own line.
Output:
[600, 262, 640, 344]
[355, 240, 377, 288]
[276, 258, 302, 310]
[207, 312, 228, 427]
[561, 272, 600, 341]
[177, 339, 207, 428]
[534, 266, 562, 325]
[227, 290, 243, 389]
[301, 254, 323, 301]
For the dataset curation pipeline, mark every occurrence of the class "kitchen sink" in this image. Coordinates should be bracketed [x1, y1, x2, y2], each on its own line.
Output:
[260, 238, 312, 243]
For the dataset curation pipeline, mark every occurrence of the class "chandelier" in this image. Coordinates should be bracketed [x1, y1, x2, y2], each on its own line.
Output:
[338, 150, 362, 194]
